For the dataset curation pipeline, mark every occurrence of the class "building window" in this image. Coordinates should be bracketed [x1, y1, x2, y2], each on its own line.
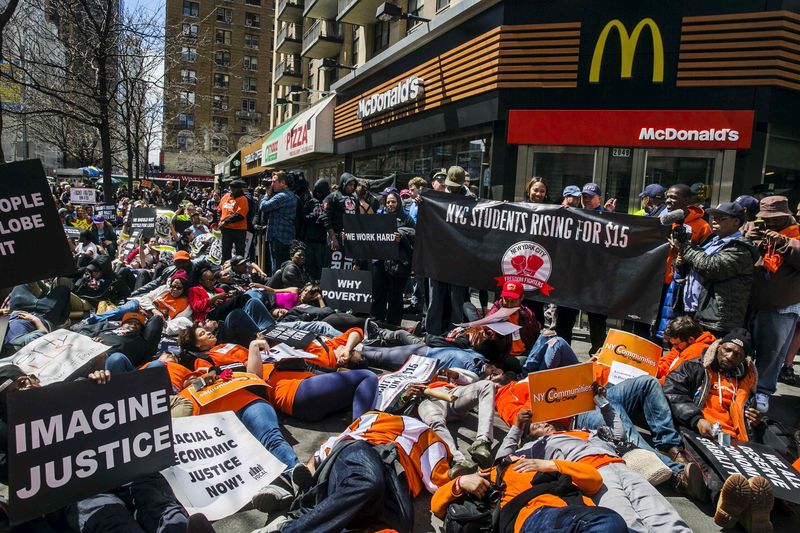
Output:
[408, 0, 423, 30]
[182, 1, 199, 17]
[178, 113, 194, 129]
[242, 77, 257, 92]
[239, 120, 250, 133]
[212, 117, 228, 132]
[216, 8, 232, 23]
[245, 13, 260, 28]
[241, 98, 256, 112]
[243, 55, 258, 71]
[180, 69, 196, 83]
[211, 136, 227, 152]
[216, 30, 231, 45]
[181, 23, 198, 37]
[244, 34, 259, 49]
[373, 21, 389, 54]
[351, 27, 360, 65]
[213, 95, 229, 111]
[179, 91, 195, 105]
[181, 47, 197, 62]
[176, 133, 194, 150]
[244, 0, 261, 5]
[436, 0, 449, 11]
[215, 50, 231, 66]
[213, 73, 230, 88]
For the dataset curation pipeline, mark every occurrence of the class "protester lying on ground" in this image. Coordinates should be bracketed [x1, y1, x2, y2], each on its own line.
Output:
[178, 297, 282, 352]
[130, 249, 207, 296]
[0, 310, 49, 357]
[658, 315, 716, 384]
[269, 282, 325, 319]
[220, 255, 270, 290]
[521, 329, 579, 374]
[496, 401, 691, 533]
[70, 311, 163, 371]
[251, 412, 450, 533]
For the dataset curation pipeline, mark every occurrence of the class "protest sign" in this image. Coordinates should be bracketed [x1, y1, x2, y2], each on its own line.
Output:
[343, 214, 400, 260]
[130, 207, 157, 238]
[261, 325, 316, 349]
[69, 187, 96, 204]
[263, 343, 318, 362]
[94, 204, 117, 221]
[321, 268, 373, 313]
[162, 412, 286, 520]
[64, 225, 82, 240]
[527, 362, 595, 423]
[7, 367, 174, 524]
[187, 372, 267, 407]
[140, 179, 153, 188]
[374, 355, 438, 411]
[684, 432, 800, 504]
[607, 360, 649, 385]
[122, 229, 143, 256]
[596, 329, 661, 376]
[414, 190, 670, 321]
[329, 249, 354, 270]
[11, 329, 109, 385]
[0, 160, 75, 288]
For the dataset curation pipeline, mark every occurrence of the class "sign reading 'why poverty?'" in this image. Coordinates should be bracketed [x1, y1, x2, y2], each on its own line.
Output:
[12, 330, 109, 385]
[684, 432, 800, 504]
[162, 412, 286, 520]
[8, 367, 174, 524]
[321, 268, 372, 313]
[130, 207, 157, 238]
[343, 214, 400, 260]
[374, 355, 438, 412]
[527, 362, 595, 423]
[70, 187, 97, 204]
[596, 329, 662, 376]
[0, 160, 75, 289]
[414, 190, 670, 322]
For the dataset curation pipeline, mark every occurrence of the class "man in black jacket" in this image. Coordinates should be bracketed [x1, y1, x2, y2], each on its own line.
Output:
[304, 179, 330, 280]
[72, 311, 163, 370]
[320, 172, 358, 264]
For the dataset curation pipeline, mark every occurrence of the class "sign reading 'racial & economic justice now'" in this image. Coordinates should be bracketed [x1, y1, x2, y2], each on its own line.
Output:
[414, 190, 670, 322]
[527, 362, 596, 423]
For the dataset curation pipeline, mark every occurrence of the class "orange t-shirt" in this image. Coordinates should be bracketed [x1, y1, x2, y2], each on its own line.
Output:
[194, 343, 249, 370]
[261, 363, 315, 416]
[702, 370, 739, 436]
[218, 193, 249, 231]
[155, 293, 189, 319]
[303, 327, 364, 368]
[141, 361, 198, 392]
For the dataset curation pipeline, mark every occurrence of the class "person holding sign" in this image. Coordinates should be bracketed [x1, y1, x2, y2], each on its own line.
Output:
[372, 191, 416, 325]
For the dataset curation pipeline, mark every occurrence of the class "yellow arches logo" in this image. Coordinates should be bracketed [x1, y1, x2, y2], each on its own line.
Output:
[589, 18, 664, 83]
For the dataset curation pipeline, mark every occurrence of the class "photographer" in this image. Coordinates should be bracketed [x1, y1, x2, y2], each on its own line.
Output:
[259, 171, 297, 273]
[672, 202, 758, 338]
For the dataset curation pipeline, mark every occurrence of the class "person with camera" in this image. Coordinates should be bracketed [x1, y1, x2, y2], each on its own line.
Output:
[671, 202, 758, 338]
[259, 171, 297, 274]
[744, 195, 800, 411]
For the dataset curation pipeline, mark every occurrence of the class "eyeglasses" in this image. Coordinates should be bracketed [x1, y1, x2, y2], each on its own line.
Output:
[170, 284, 183, 289]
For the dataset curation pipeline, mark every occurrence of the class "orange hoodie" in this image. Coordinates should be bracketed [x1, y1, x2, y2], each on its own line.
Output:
[657, 331, 716, 384]
[495, 378, 530, 427]
[664, 206, 712, 283]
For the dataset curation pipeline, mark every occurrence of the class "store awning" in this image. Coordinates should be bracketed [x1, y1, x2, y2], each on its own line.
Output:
[261, 95, 335, 167]
[216, 150, 241, 180]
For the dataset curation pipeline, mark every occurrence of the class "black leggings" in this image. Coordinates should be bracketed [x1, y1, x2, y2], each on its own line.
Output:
[323, 313, 365, 332]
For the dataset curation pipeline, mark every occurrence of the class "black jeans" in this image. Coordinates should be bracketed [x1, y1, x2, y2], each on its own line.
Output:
[372, 262, 408, 326]
[220, 228, 247, 262]
[555, 306, 607, 354]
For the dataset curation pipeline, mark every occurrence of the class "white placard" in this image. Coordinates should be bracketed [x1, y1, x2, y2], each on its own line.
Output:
[262, 342, 318, 362]
[485, 321, 522, 336]
[374, 354, 438, 411]
[458, 306, 520, 328]
[607, 360, 649, 385]
[11, 329, 108, 385]
[70, 187, 97, 204]
[162, 412, 287, 520]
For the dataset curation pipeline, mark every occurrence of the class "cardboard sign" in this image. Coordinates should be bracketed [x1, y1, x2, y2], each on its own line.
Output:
[162, 412, 286, 520]
[7, 367, 174, 524]
[595, 329, 662, 376]
[329, 249, 354, 270]
[69, 187, 96, 204]
[94, 204, 117, 222]
[321, 268, 373, 313]
[140, 179, 153, 188]
[261, 325, 316, 349]
[64, 225, 82, 240]
[0, 160, 75, 289]
[343, 214, 400, 260]
[122, 229, 143, 256]
[527, 362, 595, 423]
[130, 207, 157, 238]
[374, 355, 438, 411]
[11, 329, 109, 385]
[684, 432, 800, 504]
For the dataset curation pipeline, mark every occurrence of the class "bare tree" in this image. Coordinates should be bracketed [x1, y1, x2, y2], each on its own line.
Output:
[0, 0, 22, 163]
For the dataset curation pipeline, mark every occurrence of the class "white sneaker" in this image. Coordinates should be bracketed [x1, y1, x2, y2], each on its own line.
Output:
[755, 393, 770, 414]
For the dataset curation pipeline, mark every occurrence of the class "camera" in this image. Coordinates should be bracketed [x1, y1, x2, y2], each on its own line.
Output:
[671, 224, 690, 244]
[754, 219, 766, 232]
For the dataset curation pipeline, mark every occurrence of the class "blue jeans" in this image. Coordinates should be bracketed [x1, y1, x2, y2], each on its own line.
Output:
[360, 344, 486, 375]
[752, 308, 800, 396]
[521, 505, 627, 533]
[523, 334, 579, 374]
[217, 298, 276, 345]
[105, 353, 164, 375]
[281, 320, 343, 338]
[282, 440, 412, 533]
[426, 347, 486, 376]
[88, 299, 140, 324]
[576, 375, 683, 473]
[237, 400, 297, 468]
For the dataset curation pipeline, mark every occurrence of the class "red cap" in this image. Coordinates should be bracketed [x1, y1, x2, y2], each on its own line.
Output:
[500, 280, 524, 299]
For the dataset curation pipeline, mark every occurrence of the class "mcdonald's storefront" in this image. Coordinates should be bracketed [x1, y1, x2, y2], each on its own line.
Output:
[331, 1, 800, 211]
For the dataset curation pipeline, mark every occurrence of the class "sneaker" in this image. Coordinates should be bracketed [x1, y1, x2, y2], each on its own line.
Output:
[187, 513, 215, 533]
[674, 462, 709, 502]
[467, 437, 493, 469]
[289, 463, 313, 492]
[251, 484, 294, 514]
[363, 318, 381, 342]
[622, 448, 673, 486]
[755, 393, 770, 414]
[448, 458, 478, 478]
[778, 365, 797, 386]
[714, 473, 751, 528]
[741, 476, 774, 533]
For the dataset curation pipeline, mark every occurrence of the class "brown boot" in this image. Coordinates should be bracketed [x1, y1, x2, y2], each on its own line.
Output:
[714, 473, 750, 528]
[674, 462, 709, 502]
[740, 476, 774, 533]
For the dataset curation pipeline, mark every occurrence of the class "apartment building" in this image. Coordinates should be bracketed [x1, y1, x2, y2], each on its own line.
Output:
[162, 0, 275, 184]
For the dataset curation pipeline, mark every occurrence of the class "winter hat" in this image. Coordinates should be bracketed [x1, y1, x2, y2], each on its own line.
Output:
[721, 328, 752, 355]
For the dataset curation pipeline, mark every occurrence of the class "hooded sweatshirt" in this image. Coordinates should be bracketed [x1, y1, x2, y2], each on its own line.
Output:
[304, 179, 331, 243]
[320, 173, 359, 234]
[657, 331, 716, 384]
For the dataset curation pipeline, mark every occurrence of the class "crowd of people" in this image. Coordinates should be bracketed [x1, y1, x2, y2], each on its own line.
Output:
[0, 167, 799, 533]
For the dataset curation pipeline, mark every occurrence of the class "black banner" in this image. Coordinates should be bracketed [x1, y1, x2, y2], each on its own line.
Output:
[130, 207, 157, 238]
[684, 432, 800, 504]
[414, 190, 669, 322]
[320, 268, 373, 313]
[8, 367, 175, 523]
[262, 325, 316, 349]
[343, 214, 400, 260]
[0, 160, 75, 289]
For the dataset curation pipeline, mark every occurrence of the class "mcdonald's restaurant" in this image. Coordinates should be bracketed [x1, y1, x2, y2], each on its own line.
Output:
[332, 0, 800, 211]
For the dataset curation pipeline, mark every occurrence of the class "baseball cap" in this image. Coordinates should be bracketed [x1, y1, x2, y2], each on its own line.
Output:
[400, 189, 411, 199]
[500, 280, 524, 299]
[173, 250, 191, 261]
[562, 185, 582, 198]
[379, 186, 398, 197]
[757, 195, 793, 219]
[639, 184, 666, 199]
[121, 311, 147, 326]
[582, 183, 601, 197]
[92, 215, 105, 223]
[444, 166, 466, 188]
[734, 195, 760, 214]
[230, 179, 247, 188]
[230, 255, 247, 266]
[706, 202, 745, 223]
[431, 169, 447, 182]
